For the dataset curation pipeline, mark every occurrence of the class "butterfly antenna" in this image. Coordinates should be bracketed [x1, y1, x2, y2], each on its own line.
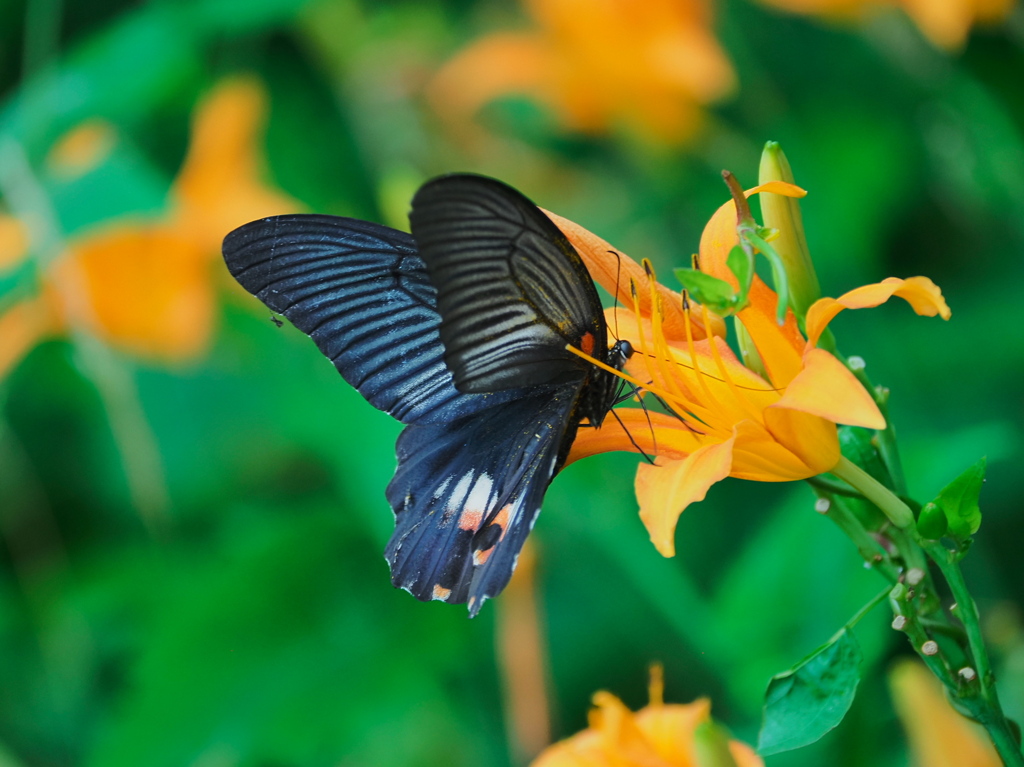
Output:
[610, 376, 658, 463]
[609, 406, 655, 465]
[609, 249, 623, 341]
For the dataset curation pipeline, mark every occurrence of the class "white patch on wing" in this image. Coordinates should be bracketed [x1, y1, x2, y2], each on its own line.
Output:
[465, 472, 493, 513]
[445, 471, 475, 515]
[433, 475, 452, 500]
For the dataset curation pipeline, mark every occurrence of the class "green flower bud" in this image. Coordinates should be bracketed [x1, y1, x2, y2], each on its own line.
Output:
[759, 141, 821, 319]
[734, 318, 768, 380]
[694, 719, 740, 767]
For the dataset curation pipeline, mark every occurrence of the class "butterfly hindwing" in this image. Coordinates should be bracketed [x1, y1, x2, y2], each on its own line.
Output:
[409, 175, 607, 394]
[222, 214, 525, 425]
[385, 384, 582, 616]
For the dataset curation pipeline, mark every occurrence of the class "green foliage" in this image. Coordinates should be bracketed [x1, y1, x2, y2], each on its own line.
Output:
[674, 267, 738, 313]
[1, 0, 1022, 765]
[921, 457, 987, 543]
[758, 629, 863, 756]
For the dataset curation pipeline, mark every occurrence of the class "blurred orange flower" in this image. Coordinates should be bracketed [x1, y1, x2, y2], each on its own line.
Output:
[889, 659, 1001, 766]
[755, 0, 1014, 50]
[531, 667, 763, 767]
[0, 76, 297, 375]
[429, 0, 736, 143]
[555, 184, 950, 556]
[0, 213, 30, 271]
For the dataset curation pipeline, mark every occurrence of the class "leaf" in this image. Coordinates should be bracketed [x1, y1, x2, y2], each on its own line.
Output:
[928, 457, 986, 540]
[758, 628, 863, 755]
[726, 244, 753, 306]
[673, 267, 737, 313]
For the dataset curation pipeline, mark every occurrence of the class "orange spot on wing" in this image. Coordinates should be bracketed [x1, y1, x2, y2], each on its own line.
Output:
[432, 584, 452, 600]
[459, 509, 484, 531]
[491, 505, 511, 535]
[580, 331, 595, 355]
[471, 504, 514, 566]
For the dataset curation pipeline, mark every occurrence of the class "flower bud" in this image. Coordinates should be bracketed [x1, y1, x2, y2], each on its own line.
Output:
[693, 719, 740, 767]
[758, 142, 821, 319]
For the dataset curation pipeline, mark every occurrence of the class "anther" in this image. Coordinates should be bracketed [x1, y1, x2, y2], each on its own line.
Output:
[921, 640, 939, 656]
[958, 667, 977, 682]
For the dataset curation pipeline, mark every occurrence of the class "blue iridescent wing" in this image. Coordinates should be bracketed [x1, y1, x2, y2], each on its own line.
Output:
[409, 174, 607, 394]
[385, 384, 583, 616]
[222, 214, 524, 425]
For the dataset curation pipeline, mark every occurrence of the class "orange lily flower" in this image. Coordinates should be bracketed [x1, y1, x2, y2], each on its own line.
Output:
[531, 667, 763, 767]
[0, 213, 30, 270]
[754, 0, 1014, 50]
[0, 76, 297, 375]
[429, 0, 735, 143]
[555, 184, 950, 557]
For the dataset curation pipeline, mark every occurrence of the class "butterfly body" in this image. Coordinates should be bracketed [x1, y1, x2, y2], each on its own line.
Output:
[223, 174, 627, 615]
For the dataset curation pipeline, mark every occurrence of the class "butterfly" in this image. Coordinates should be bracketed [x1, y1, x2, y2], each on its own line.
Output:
[222, 173, 631, 616]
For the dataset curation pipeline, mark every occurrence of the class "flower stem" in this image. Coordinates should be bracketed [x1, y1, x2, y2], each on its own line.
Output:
[812, 490, 900, 583]
[923, 541, 1024, 765]
[830, 458, 1022, 762]
[830, 456, 914, 529]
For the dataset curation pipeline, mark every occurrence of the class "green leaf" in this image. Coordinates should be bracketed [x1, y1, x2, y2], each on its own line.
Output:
[929, 457, 986, 540]
[726, 245, 753, 306]
[673, 268, 737, 314]
[758, 628, 863, 755]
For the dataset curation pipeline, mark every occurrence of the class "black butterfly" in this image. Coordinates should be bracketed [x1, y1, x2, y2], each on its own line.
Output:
[222, 174, 631, 615]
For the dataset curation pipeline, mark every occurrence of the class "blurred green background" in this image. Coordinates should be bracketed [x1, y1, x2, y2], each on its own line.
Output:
[1, 0, 1023, 765]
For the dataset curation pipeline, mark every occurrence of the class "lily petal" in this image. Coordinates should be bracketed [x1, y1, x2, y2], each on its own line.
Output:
[729, 418, 830, 480]
[0, 214, 30, 271]
[548, 209, 725, 340]
[633, 697, 711, 763]
[0, 295, 57, 378]
[696, 184, 808, 386]
[697, 181, 807, 286]
[761, 406, 842, 477]
[567, 409, 702, 464]
[636, 434, 735, 557]
[805, 276, 951, 348]
[428, 33, 552, 129]
[774, 347, 885, 430]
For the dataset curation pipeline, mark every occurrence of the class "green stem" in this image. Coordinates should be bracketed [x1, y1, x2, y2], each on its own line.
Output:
[924, 541, 1024, 764]
[847, 363, 907, 496]
[830, 456, 914, 529]
[831, 457, 1022, 761]
[846, 585, 891, 630]
[812, 489, 899, 583]
[889, 583, 959, 685]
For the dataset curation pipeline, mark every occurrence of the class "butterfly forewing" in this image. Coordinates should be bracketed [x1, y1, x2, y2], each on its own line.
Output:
[409, 175, 607, 394]
[223, 214, 525, 425]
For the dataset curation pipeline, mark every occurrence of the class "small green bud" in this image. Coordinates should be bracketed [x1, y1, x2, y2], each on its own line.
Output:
[916, 502, 948, 539]
[694, 720, 739, 767]
[758, 142, 821, 320]
[734, 319, 768, 379]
